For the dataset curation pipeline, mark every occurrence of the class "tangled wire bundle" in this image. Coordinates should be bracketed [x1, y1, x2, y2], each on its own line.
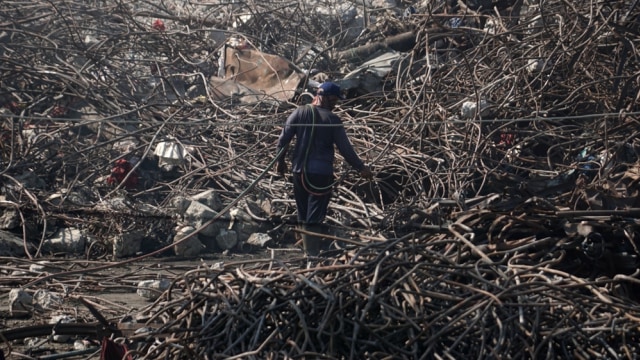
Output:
[129, 235, 640, 359]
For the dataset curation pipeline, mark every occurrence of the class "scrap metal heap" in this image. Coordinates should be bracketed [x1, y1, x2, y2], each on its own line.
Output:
[1, 0, 640, 358]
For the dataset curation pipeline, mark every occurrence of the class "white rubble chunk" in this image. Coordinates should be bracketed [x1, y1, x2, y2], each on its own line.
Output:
[113, 138, 138, 153]
[232, 14, 253, 29]
[74, 339, 93, 351]
[172, 196, 192, 214]
[461, 99, 490, 119]
[154, 141, 186, 170]
[527, 59, 545, 74]
[29, 261, 61, 273]
[33, 289, 63, 310]
[185, 201, 222, 237]
[369, 0, 397, 8]
[185, 200, 216, 220]
[191, 189, 222, 211]
[134, 326, 155, 335]
[229, 207, 262, 240]
[484, 17, 499, 34]
[42, 227, 86, 254]
[111, 231, 144, 258]
[228, 207, 251, 228]
[0, 208, 20, 229]
[137, 279, 171, 301]
[173, 226, 205, 258]
[9, 289, 33, 315]
[246, 233, 272, 248]
[11, 269, 28, 276]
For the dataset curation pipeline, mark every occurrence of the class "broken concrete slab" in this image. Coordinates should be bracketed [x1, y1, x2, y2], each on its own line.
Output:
[33, 289, 63, 311]
[215, 229, 237, 250]
[342, 51, 409, 95]
[1, 171, 47, 202]
[184, 201, 223, 238]
[137, 278, 171, 301]
[461, 99, 491, 119]
[228, 207, 263, 241]
[190, 189, 223, 212]
[111, 231, 144, 258]
[246, 233, 272, 248]
[173, 225, 205, 258]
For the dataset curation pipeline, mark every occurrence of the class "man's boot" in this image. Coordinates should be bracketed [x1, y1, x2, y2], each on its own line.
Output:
[302, 223, 324, 256]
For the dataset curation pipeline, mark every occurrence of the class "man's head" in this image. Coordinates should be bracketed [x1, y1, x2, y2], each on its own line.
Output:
[317, 82, 345, 99]
[314, 82, 345, 109]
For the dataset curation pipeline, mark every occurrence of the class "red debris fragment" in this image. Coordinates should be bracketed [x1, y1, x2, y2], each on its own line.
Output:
[100, 337, 132, 360]
[49, 105, 68, 117]
[498, 133, 516, 146]
[152, 19, 165, 31]
[106, 159, 138, 189]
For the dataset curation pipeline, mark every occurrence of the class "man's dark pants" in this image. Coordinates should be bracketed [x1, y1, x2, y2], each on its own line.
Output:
[292, 172, 333, 225]
[292, 172, 333, 255]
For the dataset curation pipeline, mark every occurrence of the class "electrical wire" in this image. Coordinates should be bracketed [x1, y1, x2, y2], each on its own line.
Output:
[301, 104, 335, 196]
[1, 110, 637, 126]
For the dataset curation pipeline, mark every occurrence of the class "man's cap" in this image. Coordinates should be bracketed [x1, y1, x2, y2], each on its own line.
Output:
[317, 82, 345, 100]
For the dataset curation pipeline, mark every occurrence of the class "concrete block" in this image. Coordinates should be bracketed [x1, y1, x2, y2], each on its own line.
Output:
[173, 226, 205, 258]
[111, 231, 144, 258]
[137, 279, 171, 301]
[186, 201, 223, 237]
[461, 100, 490, 119]
[172, 196, 191, 214]
[216, 229, 237, 250]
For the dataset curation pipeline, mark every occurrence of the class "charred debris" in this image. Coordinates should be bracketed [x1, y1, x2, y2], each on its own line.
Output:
[1, 0, 640, 358]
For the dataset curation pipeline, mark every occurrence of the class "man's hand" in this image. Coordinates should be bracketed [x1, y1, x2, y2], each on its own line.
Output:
[276, 161, 287, 175]
[360, 166, 373, 180]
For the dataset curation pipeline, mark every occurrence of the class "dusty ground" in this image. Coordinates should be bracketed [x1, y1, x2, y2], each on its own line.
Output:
[0, 240, 305, 359]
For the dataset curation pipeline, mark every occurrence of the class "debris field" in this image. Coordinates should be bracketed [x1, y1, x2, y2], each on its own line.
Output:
[1, 0, 640, 358]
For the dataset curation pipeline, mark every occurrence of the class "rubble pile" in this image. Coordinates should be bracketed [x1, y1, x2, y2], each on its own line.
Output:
[1, 0, 640, 358]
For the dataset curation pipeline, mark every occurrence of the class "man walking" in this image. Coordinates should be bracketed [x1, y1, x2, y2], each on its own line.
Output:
[276, 82, 373, 256]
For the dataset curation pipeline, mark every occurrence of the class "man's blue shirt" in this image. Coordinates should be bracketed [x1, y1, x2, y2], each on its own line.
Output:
[277, 105, 364, 176]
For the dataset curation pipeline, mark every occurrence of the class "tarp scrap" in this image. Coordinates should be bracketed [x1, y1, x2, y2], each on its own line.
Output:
[208, 45, 305, 103]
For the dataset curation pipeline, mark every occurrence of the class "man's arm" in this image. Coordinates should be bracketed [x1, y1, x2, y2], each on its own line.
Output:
[275, 108, 300, 174]
[334, 126, 372, 179]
